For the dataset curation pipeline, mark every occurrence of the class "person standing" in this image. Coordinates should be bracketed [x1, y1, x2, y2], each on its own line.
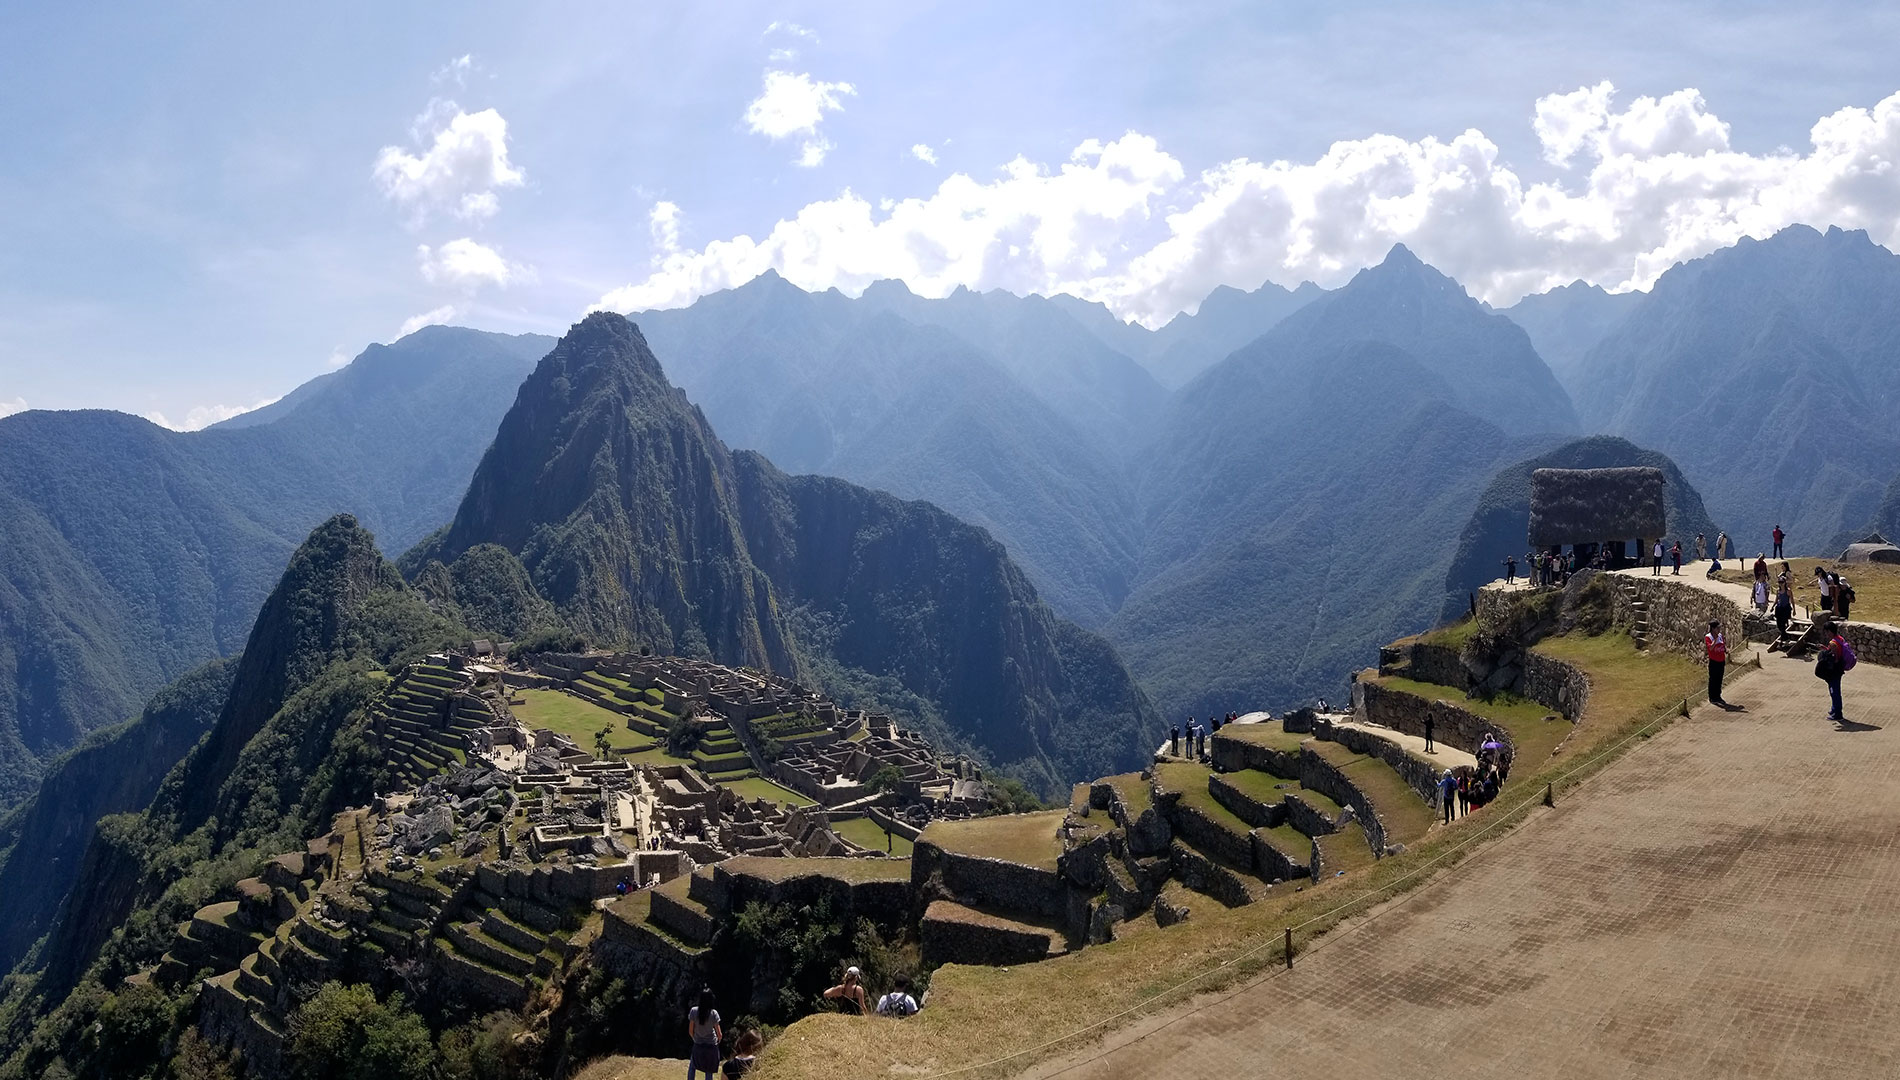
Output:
[1752, 577, 1769, 615]
[1169, 723, 1179, 757]
[876, 975, 921, 1017]
[1773, 524, 1785, 559]
[1754, 554, 1768, 582]
[687, 988, 723, 1080]
[1695, 533, 1707, 562]
[1704, 620, 1729, 707]
[1652, 540, 1664, 575]
[1671, 540, 1683, 575]
[1503, 554, 1516, 584]
[1774, 579, 1794, 639]
[1438, 769, 1458, 824]
[1423, 713, 1436, 753]
[1835, 572, 1853, 620]
[1815, 567, 1833, 616]
[1818, 626, 1852, 723]
[1717, 531, 1730, 562]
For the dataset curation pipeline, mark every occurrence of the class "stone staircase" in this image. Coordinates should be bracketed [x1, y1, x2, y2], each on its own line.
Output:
[1616, 578, 1651, 649]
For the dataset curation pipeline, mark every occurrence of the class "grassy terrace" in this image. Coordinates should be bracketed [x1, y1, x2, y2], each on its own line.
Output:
[1214, 767, 1294, 806]
[1214, 722, 1309, 755]
[1303, 740, 1435, 845]
[1717, 559, 1900, 626]
[723, 775, 814, 807]
[921, 810, 1064, 871]
[509, 689, 632, 755]
[1531, 631, 1706, 755]
[1371, 673, 1571, 764]
[1103, 771, 1153, 815]
[721, 855, 913, 885]
[832, 816, 915, 857]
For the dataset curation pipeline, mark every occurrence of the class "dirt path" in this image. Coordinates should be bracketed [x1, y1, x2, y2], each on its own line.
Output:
[1022, 653, 1900, 1079]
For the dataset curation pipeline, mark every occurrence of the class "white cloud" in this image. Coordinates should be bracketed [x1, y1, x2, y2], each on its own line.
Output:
[373, 101, 524, 223]
[325, 346, 353, 368]
[764, 21, 817, 41]
[397, 304, 458, 338]
[432, 54, 474, 86]
[911, 144, 938, 165]
[417, 237, 522, 289]
[649, 201, 682, 257]
[0, 397, 26, 419]
[744, 70, 855, 167]
[600, 85, 1900, 324]
[143, 396, 282, 432]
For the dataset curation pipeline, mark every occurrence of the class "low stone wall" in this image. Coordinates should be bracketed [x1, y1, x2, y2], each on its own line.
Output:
[920, 901, 1054, 966]
[1280, 793, 1336, 838]
[867, 805, 924, 842]
[1400, 642, 1469, 690]
[1354, 681, 1517, 772]
[911, 841, 1068, 923]
[1316, 720, 1439, 805]
[1208, 775, 1285, 829]
[1519, 652, 1590, 721]
[1170, 802, 1255, 869]
[1250, 830, 1309, 883]
[1298, 747, 1386, 857]
[1839, 621, 1900, 668]
[1208, 732, 1301, 778]
[708, 859, 913, 931]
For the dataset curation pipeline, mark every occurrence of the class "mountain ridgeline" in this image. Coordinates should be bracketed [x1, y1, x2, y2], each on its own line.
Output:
[408, 312, 1159, 793]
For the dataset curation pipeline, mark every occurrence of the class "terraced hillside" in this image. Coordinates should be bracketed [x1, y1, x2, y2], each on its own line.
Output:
[369, 661, 489, 789]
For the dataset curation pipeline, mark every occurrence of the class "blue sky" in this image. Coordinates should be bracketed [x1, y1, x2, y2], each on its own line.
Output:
[3, 1, 1898, 426]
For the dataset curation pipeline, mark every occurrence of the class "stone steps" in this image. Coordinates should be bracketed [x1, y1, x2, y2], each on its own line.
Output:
[1166, 839, 1272, 907]
[447, 921, 543, 977]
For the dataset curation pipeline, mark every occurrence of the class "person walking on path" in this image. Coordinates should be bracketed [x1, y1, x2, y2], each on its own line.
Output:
[1818, 625, 1854, 723]
[824, 967, 869, 1015]
[1773, 524, 1785, 559]
[1423, 713, 1436, 753]
[1652, 540, 1664, 575]
[1438, 769, 1458, 824]
[687, 988, 723, 1080]
[1754, 554, 1768, 582]
[1672, 540, 1682, 574]
[1694, 534, 1707, 563]
[1704, 620, 1730, 707]
[1752, 577, 1770, 615]
[1775, 579, 1795, 638]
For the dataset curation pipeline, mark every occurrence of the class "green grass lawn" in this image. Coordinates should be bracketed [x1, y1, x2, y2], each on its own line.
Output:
[1718, 559, 1900, 626]
[720, 855, 913, 885]
[1213, 768, 1291, 806]
[1255, 822, 1312, 862]
[1213, 722, 1308, 754]
[510, 689, 632, 756]
[923, 810, 1064, 870]
[1103, 772, 1153, 815]
[832, 816, 915, 857]
[621, 746, 691, 767]
[1415, 616, 1480, 651]
[722, 775, 815, 808]
[1372, 673, 1570, 764]
[1531, 631, 1709, 755]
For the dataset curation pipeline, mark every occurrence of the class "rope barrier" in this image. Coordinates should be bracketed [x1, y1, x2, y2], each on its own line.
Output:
[915, 667, 1734, 1079]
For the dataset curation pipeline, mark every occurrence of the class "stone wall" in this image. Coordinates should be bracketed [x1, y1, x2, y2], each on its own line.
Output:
[1355, 680, 1517, 772]
[1297, 747, 1386, 857]
[1840, 621, 1900, 669]
[1315, 720, 1440, 805]
[1613, 576, 1758, 659]
[1208, 733, 1301, 778]
[1520, 651, 1591, 721]
[911, 840, 1069, 924]
[1388, 642, 1469, 690]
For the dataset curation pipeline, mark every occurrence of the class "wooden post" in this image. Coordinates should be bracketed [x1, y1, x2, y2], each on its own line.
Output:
[1543, 782, 1554, 808]
[1284, 928, 1293, 969]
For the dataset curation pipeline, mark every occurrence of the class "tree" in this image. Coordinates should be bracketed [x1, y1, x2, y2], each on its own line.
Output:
[987, 777, 1045, 814]
[594, 725, 613, 759]
[287, 983, 438, 1080]
[867, 764, 904, 794]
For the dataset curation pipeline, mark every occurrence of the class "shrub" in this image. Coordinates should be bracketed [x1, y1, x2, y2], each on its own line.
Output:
[286, 983, 438, 1080]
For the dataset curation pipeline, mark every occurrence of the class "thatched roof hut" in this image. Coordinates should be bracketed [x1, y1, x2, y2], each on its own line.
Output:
[1528, 467, 1667, 547]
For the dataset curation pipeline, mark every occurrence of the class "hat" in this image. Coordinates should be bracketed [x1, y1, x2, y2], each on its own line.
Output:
[845, 966, 861, 977]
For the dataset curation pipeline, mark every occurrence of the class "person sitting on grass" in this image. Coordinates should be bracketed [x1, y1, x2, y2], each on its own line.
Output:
[722, 1029, 764, 1078]
[823, 965, 868, 1015]
[877, 974, 921, 1017]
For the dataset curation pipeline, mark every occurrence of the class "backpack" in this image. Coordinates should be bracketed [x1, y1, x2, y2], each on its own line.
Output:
[1841, 638, 1858, 672]
[1843, 584, 1857, 604]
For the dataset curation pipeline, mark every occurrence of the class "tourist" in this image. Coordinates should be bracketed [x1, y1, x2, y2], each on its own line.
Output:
[1775, 580, 1794, 638]
[1211, 714, 1223, 734]
[1817, 625, 1854, 723]
[1752, 577, 1769, 616]
[1652, 540, 1664, 576]
[1754, 554, 1769, 582]
[1438, 769, 1457, 823]
[1704, 620, 1729, 707]
[1835, 572, 1854, 620]
[1717, 531, 1730, 562]
[723, 1030, 764, 1078]
[876, 974, 921, 1017]
[823, 966, 869, 1014]
[1773, 524, 1785, 559]
[1479, 767, 1499, 806]
[1503, 553, 1516, 584]
[1695, 534, 1706, 562]
[1815, 567, 1833, 615]
[1423, 713, 1436, 753]
[1671, 540, 1682, 575]
[1705, 544, 1722, 578]
[1169, 724, 1179, 757]
[687, 987, 723, 1080]
[1456, 771, 1471, 817]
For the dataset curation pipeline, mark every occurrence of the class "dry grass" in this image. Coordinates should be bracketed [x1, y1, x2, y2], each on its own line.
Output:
[1214, 722, 1309, 754]
[1304, 741, 1436, 845]
[720, 855, 914, 885]
[921, 810, 1065, 871]
[571, 1055, 690, 1080]
[1531, 632, 1707, 757]
[1716, 559, 1900, 626]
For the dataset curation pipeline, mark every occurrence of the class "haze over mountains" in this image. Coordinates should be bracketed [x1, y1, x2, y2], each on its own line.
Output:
[5, 224, 1900, 816]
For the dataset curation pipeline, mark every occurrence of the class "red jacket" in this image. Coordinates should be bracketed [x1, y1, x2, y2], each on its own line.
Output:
[1704, 633, 1727, 663]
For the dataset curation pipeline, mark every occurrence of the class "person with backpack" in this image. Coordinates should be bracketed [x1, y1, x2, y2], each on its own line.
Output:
[1704, 620, 1730, 707]
[876, 974, 920, 1017]
[686, 987, 723, 1080]
[1817, 626, 1856, 724]
[1423, 712, 1436, 753]
[1438, 769, 1458, 823]
[1835, 572, 1854, 620]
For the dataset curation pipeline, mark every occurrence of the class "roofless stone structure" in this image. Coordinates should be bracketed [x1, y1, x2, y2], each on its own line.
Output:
[1527, 466, 1666, 547]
